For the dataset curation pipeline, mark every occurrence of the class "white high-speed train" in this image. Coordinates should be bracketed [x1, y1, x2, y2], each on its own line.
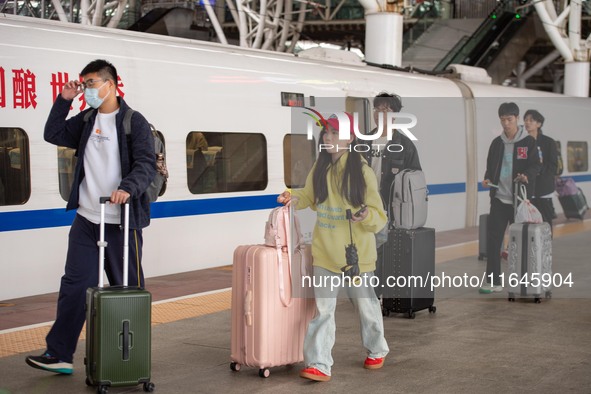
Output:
[1, 14, 589, 300]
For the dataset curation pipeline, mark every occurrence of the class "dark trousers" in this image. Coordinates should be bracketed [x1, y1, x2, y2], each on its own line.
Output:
[531, 197, 554, 235]
[486, 198, 514, 286]
[46, 214, 144, 363]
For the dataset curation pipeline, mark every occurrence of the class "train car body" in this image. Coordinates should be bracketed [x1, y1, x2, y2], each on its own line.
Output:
[1, 15, 589, 299]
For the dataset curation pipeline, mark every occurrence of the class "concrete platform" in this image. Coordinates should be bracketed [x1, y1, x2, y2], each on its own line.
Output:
[1, 224, 590, 394]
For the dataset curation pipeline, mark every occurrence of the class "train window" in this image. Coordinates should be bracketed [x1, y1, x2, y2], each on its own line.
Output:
[566, 141, 588, 172]
[186, 132, 268, 194]
[283, 134, 316, 188]
[58, 147, 77, 201]
[0, 128, 31, 206]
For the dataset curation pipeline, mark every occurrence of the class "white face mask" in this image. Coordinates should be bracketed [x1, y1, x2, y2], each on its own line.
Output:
[84, 81, 110, 109]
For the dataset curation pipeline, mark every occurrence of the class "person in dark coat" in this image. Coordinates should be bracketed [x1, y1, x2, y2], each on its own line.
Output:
[26, 59, 155, 374]
[481, 102, 540, 294]
[524, 109, 558, 233]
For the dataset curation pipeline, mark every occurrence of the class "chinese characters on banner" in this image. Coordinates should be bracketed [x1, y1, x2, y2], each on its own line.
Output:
[0, 66, 125, 111]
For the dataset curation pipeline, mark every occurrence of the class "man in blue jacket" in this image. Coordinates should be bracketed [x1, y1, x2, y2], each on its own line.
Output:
[481, 102, 540, 294]
[26, 59, 155, 374]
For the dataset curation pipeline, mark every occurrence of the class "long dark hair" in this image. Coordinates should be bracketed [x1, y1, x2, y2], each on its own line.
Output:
[312, 128, 366, 207]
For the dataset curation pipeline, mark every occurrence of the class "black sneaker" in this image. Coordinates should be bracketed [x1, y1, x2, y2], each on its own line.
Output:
[26, 352, 73, 374]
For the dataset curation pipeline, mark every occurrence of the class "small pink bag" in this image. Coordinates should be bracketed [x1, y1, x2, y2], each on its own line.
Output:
[263, 204, 302, 252]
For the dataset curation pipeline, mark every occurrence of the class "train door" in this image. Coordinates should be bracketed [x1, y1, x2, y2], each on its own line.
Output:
[345, 96, 371, 134]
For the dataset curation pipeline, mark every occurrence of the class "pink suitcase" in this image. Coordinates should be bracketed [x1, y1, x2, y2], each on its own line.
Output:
[230, 244, 315, 378]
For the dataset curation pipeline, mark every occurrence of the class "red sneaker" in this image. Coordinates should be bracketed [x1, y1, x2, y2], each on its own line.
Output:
[364, 357, 385, 369]
[299, 367, 331, 382]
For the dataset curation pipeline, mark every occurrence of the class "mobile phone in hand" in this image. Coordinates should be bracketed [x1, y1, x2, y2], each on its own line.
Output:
[354, 204, 367, 217]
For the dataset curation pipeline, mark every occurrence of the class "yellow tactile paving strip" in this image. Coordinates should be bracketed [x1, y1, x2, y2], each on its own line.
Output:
[0, 326, 53, 358]
[435, 219, 591, 264]
[151, 290, 231, 325]
[0, 290, 231, 358]
[1, 219, 589, 359]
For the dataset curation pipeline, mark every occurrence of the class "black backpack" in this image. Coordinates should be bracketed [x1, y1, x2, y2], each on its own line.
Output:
[83, 109, 168, 202]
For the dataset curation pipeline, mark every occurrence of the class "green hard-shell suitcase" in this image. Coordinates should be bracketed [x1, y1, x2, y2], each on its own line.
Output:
[85, 198, 154, 394]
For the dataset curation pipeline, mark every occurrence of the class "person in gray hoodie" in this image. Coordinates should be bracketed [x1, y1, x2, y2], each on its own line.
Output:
[480, 102, 540, 294]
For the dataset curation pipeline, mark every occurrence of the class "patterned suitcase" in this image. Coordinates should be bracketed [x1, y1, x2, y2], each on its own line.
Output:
[507, 222, 552, 303]
[381, 227, 436, 319]
[85, 198, 154, 394]
[230, 244, 315, 378]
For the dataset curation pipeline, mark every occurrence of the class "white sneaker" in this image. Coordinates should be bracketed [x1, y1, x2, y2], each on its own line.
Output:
[479, 283, 503, 294]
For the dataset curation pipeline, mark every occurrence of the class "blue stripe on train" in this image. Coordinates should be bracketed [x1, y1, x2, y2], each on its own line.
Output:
[1, 176, 589, 232]
[476, 174, 591, 192]
[0, 194, 280, 232]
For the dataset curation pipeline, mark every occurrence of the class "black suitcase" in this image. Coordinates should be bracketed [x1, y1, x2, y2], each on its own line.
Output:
[478, 214, 488, 260]
[381, 227, 436, 319]
[559, 187, 588, 220]
[85, 198, 154, 394]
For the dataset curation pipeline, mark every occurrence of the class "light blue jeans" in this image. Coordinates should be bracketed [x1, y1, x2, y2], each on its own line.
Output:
[304, 266, 389, 376]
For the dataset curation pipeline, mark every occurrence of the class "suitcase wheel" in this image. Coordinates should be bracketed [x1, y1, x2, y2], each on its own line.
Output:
[381, 308, 390, 317]
[534, 297, 541, 304]
[97, 385, 108, 394]
[85, 377, 92, 387]
[407, 310, 416, 319]
[428, 306, 436, 314]
[230, 362, 241, 372]
[143, 382, 155, 392]
[508, 292, 515, 302]
[258, 368, 270, 378]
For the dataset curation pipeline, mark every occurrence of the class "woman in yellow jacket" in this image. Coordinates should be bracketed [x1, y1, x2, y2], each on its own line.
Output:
[278, 113, 389, 382]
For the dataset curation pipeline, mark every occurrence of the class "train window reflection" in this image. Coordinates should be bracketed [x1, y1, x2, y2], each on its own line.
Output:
[283, 134, 316, 188]
[566, 141, 588, 173]
[186, 132, 268, 194]
[0, 128, 31, 206]
[58, 146, 77, 201]
[555, 140, 564, 176]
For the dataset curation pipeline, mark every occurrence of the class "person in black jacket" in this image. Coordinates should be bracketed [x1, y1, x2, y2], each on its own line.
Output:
[26, 59, 156, 375]
[524, 109, 558, 233]
[481, 102, 540, 294]
[365, 93, 422, 298]
[366, 93, 422, 204]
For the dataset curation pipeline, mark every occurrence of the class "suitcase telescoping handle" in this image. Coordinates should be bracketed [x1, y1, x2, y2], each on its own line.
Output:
[98, 197, 130, 288]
